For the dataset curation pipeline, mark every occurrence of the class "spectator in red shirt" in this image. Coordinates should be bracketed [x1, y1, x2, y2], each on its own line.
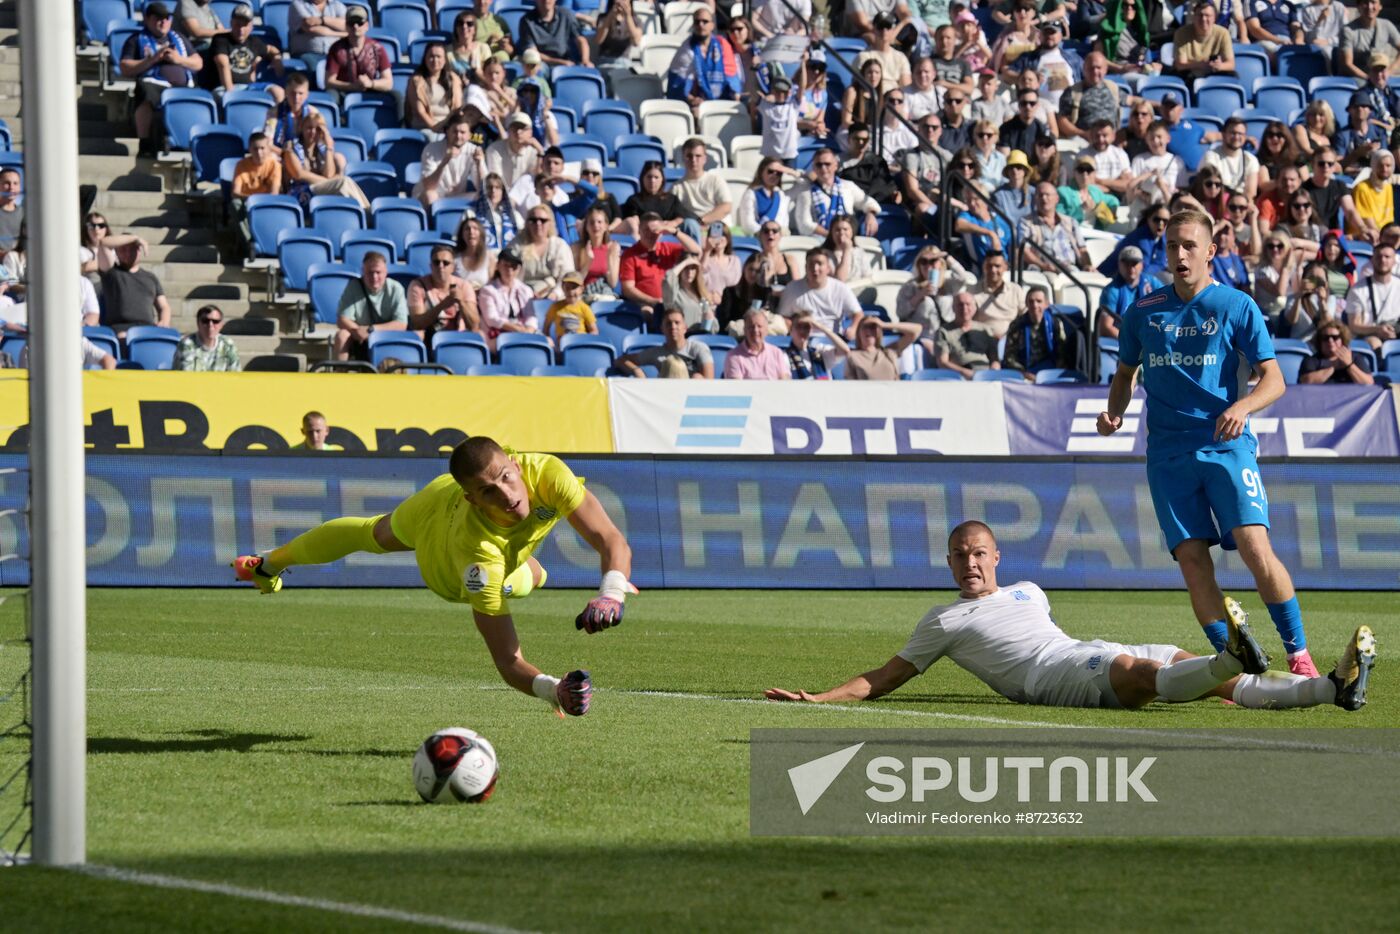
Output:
[324, 5, 392, 94]
[618, 211, 698, 322]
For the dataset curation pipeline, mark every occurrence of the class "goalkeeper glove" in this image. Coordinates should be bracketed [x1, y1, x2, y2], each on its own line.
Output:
[576, 570, 634, 633]
[555, 669, 592, 716]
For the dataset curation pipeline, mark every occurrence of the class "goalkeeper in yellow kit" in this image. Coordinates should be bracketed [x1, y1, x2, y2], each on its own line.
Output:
[232, 436, 634, 717]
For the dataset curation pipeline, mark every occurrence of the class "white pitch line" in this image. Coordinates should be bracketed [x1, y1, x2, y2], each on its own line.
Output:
[611, 689, 1399, 757]
[71, 864, 540, 934]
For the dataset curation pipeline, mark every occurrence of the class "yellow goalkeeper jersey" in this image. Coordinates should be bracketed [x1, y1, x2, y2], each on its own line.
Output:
[389, 451, 586, 615]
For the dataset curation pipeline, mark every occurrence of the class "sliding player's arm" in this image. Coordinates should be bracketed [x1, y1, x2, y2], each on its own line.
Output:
[1097, 361, 1139, 435]
[567, 489, 636, 633]
[765, 655, 920, 703]
[1216, 359, 1283, 441]
[474, 609, 591, 715]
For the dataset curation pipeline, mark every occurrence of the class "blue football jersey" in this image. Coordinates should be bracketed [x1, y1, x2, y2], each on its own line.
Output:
[1118, 280, 1275, 459]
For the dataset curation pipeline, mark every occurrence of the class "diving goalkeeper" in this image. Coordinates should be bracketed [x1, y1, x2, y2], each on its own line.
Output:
[233, 436, 634, 717]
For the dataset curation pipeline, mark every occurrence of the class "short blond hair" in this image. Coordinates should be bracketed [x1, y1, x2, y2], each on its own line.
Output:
[1166, 208, 1214, 241]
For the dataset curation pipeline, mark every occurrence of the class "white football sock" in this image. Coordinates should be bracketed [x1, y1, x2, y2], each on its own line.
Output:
[1155, 655, 1234, 702]
[1232, 672, 1336, 709]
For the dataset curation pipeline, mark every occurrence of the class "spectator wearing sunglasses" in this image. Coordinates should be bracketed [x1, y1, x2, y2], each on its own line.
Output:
[175, 304, 241, 372]
[1300, 322, 1374, 385]
[1301, 147, 1365, 237]
[997, 89, 1050, 158]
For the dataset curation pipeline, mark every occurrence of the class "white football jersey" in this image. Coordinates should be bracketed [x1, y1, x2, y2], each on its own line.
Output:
[896, 582, 1081, 703]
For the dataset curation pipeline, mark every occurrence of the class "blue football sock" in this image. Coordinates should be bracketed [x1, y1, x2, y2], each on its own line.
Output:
[1266, 597, 1307, 654]
[1202, 620, 1228, 652]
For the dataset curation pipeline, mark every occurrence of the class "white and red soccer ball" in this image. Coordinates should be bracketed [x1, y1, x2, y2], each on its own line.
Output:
[412, 727, 499, 804]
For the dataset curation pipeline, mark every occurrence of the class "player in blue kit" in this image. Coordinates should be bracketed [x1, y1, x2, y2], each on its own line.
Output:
[1097, 209, 1345, 679]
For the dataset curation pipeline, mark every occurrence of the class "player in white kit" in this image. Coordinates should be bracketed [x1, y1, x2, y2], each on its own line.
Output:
[765, 521, 1375, 711]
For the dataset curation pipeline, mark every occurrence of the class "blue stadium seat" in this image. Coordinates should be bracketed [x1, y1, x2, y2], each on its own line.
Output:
[601, 169, 639, 203]
[1192, 77, 1246, 118]
[404, 232, 453, 272]
[305, 90, 343, 127]
[582, 101, 638, 156]
[559, 335, 616, 374]
[557, 132, 608, 167]
[794, 137, 827, 171]
[347, 160, 399, 202]
[277, 229, 335, 293]
[1273, 338, 1311, 384]
[260, 0, 292, 50]
[1381, 338, 1400, 371]
[549, 104, 578, 135]
[911, 368, 965, 381]
[1350, 340, 1378, 375]
[1251, 78, 1306, 122]
[530, 364, 580, 377]
[972, 369, 1025, 382]
[622, 333, 663, 354]
[373, 128, 428, 178]
[310, 196, 367, 254]
[330, 127, 368, 163]
[436, 0, 476, 31]
[83, 326, 121, 366]
[82, 0, 133, 44]
[1139, 75, 1190, 106]
[1033, 368, 1089, 384]
[218, 155, 241, 200]
[367, 331, 428, 370]
[163, 89, 219, 151]
[246, 194, 303, 258]
[307, 262, 359, 326]
[106, 22, 142, 76]
[1308, 77, 1362, 124]
[189, 124, 245, 183]
[341, 230, 399, 267]
[371, 196, 428, 256]
[554, 66, 608, 118]
[1098, 336, 1119, 384]
[614, 134, 667, 178]
[497, 333, 554, 373]
[222, 91, 275, 143]
[431, 196, 473, 236]
[1231, 45, 1270, 97]
[407, 30, 451, 66]
[125, 326, 181, 370]
[466, 363, 515, 376]
[0, 335, 25, 367]
[432, 331, 490, 373]
[379, 1, 433, 51]
[1276, 45, 1329, 88]
[345, 98, 401, 140]
[495, 7, 528, 42]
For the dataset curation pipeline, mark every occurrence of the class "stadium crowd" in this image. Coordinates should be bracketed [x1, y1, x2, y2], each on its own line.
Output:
[60, 0, 1400, 378]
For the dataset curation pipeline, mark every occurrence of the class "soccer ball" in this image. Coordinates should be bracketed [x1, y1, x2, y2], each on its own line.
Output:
[412, 727, 499, 804]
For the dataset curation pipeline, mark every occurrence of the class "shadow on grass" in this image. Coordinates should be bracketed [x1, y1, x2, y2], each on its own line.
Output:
[107, 838, 1400, 933]
[88, 730, 311, 755]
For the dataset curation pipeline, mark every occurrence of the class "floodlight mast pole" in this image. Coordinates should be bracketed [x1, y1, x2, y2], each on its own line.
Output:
[21, 0, 86, 865]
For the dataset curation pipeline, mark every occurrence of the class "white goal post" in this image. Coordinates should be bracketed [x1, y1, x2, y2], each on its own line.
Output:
[21, 0, 87, 867]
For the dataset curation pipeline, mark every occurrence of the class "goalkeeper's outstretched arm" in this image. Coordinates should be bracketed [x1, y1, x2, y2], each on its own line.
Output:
[765, 655, 920, 703]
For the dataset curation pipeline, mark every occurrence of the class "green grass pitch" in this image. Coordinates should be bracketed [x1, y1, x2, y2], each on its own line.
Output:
[0, 587, 1396, 932]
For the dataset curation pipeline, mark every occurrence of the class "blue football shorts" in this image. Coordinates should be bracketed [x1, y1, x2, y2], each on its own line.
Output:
[1146, 446, 1271, 556]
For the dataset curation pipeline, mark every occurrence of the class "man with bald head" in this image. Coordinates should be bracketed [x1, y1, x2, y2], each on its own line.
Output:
[1057, 50, 1128, 142]
[764, 521, 1375, 712]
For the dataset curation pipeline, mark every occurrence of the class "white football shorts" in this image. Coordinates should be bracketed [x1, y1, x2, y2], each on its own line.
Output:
[1025, 640, 1183, 709]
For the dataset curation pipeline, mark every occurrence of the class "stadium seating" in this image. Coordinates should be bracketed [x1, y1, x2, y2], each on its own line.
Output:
[465, 363, 516, 376]
[126, 326, 181, 370]
[307, 262, 359, 327]
[972, 369, 1025, 382]
[431, 197, 472, 236]
[1276, 45, 1329, 87]
[190, 124, 245, 183]
[1192, 77, 1246, 118]
[1138, 76, 1190, 107]
[404, 232, 453, 270]
[557, 132, 608, 167]
[1308, 77, 1362, 124]
[368, 331, 428, 369]
[373, 129, 428, 179]
[247, 195, 304, 258]
[614, 134, 667, 178]
[639, 100, 694, 143]
[341, 230, 399, 268]
[911, 368, 965, 381]
[497, 333, 554, 374]
[432, 331, 491, 373]
[260, 0, 292, 50]
[371, 197, 429, 256]
[1251, 78, 1306, 122]
[277, 230, 335, 293]
[311, 196, 368, 250]
[379, 1, 434, 50]
[1034, 368, 1089, 384]
[530, 364, 583, 377]
[581, 101, 638, 156]
[163, 89, 218, 151]
[1231, 45, 1271, 96]
[554, 67, 608, 119]
[223, 92, 275, 143]
[330, 128, 368, 163]
[559, 336, 617, 374]
[622, 333, 664, 354]
[81, 0, 132, 44]
[1272, 338, 1312, 384]
[348, 161, 400, 202]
